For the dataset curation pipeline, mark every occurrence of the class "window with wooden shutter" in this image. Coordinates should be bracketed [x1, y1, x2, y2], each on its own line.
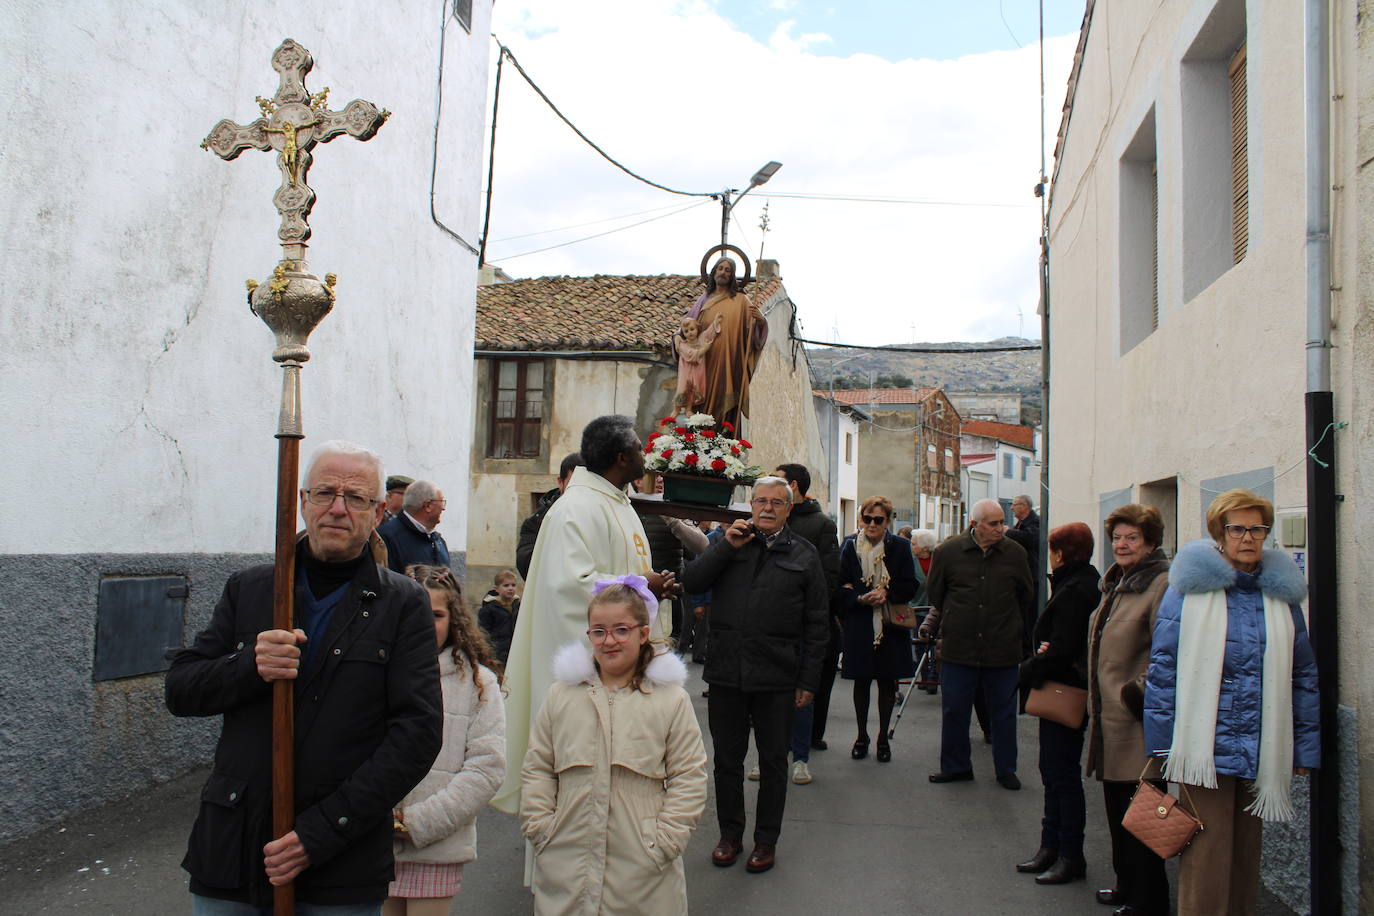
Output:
[1151, 163, 1159, 331]
[488, 358, 545, 458]
[1229, 43, 1248, 264]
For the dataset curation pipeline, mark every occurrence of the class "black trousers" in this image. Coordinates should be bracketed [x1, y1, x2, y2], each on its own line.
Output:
[1037, 717, 1086, 858]
[708, 685, 794, 845]
[1102, 778, 1170, 915]
[809, 623, 841, 743]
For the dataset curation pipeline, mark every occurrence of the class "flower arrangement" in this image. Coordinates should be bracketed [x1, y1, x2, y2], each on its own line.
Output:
[644, 413, 760, 482]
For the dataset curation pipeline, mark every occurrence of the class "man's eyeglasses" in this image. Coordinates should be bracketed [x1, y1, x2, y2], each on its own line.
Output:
[1223, 524, 1271, 541]
[587, 624, 643, 643]
[750, 497, 788, 509]
[303, 488, 378, 511]
[861, 514, 888, 525]
[428, 499, 447, 507]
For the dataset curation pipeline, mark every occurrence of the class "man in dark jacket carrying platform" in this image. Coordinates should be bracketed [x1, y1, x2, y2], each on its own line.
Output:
[924, 497, 1033, 790]
[682, 475, 829, 875]
[166, 440, 442, 911]
[514, 452, 584, 579]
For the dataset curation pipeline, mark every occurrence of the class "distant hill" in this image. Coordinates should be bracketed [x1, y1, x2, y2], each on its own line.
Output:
[807, 338, 1043, 423]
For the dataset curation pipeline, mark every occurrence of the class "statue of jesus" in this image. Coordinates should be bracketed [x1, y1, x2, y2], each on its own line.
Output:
[677, 257, 768, 427]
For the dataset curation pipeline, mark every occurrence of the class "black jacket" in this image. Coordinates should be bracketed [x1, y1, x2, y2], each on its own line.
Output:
[477, 591, 519, 664]
[377, 513, 451, 573]
[165, 553, 442, 907]
[1020, 560, 1100, 690]
[927, 531, 1034, 668]
[681, 527, 829, 693]
[785, 498, 840, 600]
[515, 488, 560, 579]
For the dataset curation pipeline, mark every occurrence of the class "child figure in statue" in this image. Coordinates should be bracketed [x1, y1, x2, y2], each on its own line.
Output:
[673, 314, 722, 412]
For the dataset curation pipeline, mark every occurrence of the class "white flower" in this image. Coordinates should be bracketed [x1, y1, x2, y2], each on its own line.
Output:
[685, 413, 715, 427]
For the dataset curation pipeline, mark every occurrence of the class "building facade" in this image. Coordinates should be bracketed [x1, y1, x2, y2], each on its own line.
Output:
[1046, 1, 1369, 909]
[960, 420, 1041, 527]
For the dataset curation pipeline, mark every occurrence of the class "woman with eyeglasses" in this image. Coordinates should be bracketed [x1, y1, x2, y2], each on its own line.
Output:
[1084, 503, 1172, 915]
[837, 496, 917, 762]
[1144, 489, 1319, 916]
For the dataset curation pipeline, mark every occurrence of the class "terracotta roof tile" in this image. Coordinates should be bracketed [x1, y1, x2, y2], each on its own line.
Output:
[961, 419, 1035, 449]
[475, 275, 782, 352]
[814, 387, 940, 405]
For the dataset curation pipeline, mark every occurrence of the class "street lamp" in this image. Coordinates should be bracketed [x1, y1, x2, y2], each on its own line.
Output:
[719, 160, 782, 247]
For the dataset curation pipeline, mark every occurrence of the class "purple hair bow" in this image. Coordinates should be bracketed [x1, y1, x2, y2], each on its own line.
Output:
[592, 574, 660, 623]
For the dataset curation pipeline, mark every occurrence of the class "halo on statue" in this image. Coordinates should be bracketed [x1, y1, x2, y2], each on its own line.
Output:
[699, 244, 752, 288]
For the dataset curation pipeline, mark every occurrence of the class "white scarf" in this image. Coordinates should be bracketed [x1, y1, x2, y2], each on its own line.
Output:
[856, 535, 890, 646]
[1165, 587, 1297, 821]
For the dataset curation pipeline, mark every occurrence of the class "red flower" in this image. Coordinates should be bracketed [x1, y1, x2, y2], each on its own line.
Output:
[660, 449, 674, 459]
[710, 458, 726, 471]
[660, 416, 675, 426]
[730, 446, 741, 456]
[722, 421, 735, 432]
[684, 453, 699, 466]
[682, 433, 696, 444]
[674, 426, 688, 435]
[701, 429, 716, 438]
[643, 443, 653, 453]
[648, 431, 661, 441]
[739, 439, 753, 449]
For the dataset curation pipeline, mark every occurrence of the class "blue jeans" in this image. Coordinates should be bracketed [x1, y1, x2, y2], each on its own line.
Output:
[939, 661, 1018, 779]
[192, 894, 382, 915]
[789, 702, 813, 762]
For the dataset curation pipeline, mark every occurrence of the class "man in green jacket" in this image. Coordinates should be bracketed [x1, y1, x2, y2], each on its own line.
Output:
[923, 498, 1033, 790]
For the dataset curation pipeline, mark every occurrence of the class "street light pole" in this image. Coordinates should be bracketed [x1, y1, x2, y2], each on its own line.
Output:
[720, 160, 782, 247]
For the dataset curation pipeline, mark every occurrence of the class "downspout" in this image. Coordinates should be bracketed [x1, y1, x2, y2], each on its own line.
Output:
[1302, 0, 1339, 912]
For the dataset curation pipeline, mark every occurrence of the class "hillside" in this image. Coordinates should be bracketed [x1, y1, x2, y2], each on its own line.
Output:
[807, 338, 1043, 422]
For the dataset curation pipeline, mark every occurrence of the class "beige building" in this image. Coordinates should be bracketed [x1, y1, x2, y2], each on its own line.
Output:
[1047, 1, 1369, 910]
[467, 262, 826, 587]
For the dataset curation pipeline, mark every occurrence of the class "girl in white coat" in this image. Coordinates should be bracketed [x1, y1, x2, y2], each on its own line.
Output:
[521, 576, 708, 916]
[385, 565, 507, 916]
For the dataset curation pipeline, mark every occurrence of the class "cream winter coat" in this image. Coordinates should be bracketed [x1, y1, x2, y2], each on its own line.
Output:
[393, 654, 506, 865]
[521, 644, 708, 916]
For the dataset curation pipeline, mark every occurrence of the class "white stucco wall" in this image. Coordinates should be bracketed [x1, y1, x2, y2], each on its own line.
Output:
[0, 1, 492, 555]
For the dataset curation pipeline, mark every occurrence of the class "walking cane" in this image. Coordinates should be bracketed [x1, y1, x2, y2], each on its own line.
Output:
[201, 39, 388, 912]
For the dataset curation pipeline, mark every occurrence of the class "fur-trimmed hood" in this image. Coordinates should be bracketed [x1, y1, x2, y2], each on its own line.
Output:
[1168, 539, 1307, 604]
[551, 641, 688, 689]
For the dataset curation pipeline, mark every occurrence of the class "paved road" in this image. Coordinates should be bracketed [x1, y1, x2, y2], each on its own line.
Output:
[0, 664, 1294, 914]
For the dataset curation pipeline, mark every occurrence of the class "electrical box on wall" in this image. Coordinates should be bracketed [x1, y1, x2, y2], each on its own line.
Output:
[1273, 509, 1308, 577]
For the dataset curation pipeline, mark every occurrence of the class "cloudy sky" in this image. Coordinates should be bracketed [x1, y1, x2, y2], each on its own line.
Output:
[480, 0, 1083, 344]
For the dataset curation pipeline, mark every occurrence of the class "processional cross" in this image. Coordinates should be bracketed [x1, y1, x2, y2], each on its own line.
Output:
[200, 38, 388, 914]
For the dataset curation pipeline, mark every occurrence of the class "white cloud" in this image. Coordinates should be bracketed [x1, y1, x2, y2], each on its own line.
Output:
[484, 0, 1078, 344]
[767, 20, 833, 53]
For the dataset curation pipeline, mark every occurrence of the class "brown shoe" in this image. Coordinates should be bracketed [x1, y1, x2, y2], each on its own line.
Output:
[711, 836, 742, 867]
[745, 843, 776, 873]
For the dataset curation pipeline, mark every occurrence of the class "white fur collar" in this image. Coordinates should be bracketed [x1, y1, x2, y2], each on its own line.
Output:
[550, 641, 688, 688]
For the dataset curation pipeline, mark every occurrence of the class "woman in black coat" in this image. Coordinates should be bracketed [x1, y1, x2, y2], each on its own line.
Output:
[838, 496, 917, 763]
[1015, 522, 1101, 886]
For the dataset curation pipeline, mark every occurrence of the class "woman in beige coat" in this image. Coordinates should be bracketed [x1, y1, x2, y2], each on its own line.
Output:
[1085, 504, 1170, 916]
[521, 579, 708, 916]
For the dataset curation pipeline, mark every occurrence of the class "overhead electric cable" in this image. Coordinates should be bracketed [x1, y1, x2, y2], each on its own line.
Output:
[491, 199, 710, 261]
[759, 191, 1034, 208]
[496, 43, 717, 199]
[491, 201, 695, 243]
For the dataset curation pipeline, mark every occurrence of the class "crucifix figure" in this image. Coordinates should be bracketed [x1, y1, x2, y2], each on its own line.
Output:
[202, 38, 389, 246]
[196, 39, 389, 915]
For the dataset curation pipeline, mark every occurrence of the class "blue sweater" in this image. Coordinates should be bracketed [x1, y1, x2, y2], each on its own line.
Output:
[1143, 540, 1320, 777]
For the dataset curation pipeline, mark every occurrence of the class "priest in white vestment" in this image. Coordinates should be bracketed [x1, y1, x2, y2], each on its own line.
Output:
[492, 415, 678, 814]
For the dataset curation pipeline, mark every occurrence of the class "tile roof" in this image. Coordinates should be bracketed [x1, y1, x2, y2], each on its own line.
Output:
[475, 274, 782, 352]
[814, 387, 940, 405]
[961, 419, 1035, 449]
[961, 452, 997, 466]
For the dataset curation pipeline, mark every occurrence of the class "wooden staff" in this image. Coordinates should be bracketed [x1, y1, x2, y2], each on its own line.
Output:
[271, 433, 300, 913]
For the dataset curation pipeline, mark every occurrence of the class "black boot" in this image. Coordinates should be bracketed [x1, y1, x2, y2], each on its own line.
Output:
[1035, 856, 1087, 885]
[1015, 847, 1058, 874]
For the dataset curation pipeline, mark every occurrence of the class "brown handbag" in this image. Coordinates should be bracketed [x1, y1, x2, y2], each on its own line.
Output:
[880, 602, 917, 630]
[1025, 680, 1088, 729]
[1121, 762, 1204, 859]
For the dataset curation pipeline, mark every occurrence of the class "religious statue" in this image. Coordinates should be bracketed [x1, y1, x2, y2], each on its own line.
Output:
[673, 314, 723, 412]
[676, 248, 768, 428]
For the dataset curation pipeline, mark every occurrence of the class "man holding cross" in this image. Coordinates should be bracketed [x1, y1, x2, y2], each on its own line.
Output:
[166, 441, 442, 912]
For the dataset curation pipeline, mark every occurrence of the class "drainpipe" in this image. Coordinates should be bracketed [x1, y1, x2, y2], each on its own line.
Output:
[1303, 1, 1339, 912]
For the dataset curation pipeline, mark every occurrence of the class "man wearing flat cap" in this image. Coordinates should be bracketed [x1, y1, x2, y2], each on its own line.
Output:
[383, 475, 413, 523]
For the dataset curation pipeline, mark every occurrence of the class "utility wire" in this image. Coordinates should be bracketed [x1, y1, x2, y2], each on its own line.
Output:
[430, 0, 480, 256]
[495, 42, 717, 199]
[491, 199, 710, 261]
[491, 201, 694, 243]
[798, 336, 1041, 353]
[760, 191, 1033, 208]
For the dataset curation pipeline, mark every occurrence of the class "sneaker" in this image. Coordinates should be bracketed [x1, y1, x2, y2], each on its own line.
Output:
[747, 764, 761, 781]
[791, 761, 813, 785]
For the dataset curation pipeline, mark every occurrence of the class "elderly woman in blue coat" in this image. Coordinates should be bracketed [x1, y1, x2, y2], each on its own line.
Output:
[838, 496, 917, 763]
[1143, 489, 1319, 916]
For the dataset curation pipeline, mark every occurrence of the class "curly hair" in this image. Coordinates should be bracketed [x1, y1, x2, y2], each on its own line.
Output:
[587, 583, 664, 694]
[1104, 503, 1165, 549]
[859, 495, 895, 519]
[406, 565, 503, 699]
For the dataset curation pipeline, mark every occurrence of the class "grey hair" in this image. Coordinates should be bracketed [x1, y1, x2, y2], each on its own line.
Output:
[972, 498, 1004, 522]
[1013, 494, 1033, 507]
[912, 528, 938, 549]
[402, 480, 442, 511]
[752, 475, 790, 497]
[581, 415, 640, 473]
[303, 440, 385, 499]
